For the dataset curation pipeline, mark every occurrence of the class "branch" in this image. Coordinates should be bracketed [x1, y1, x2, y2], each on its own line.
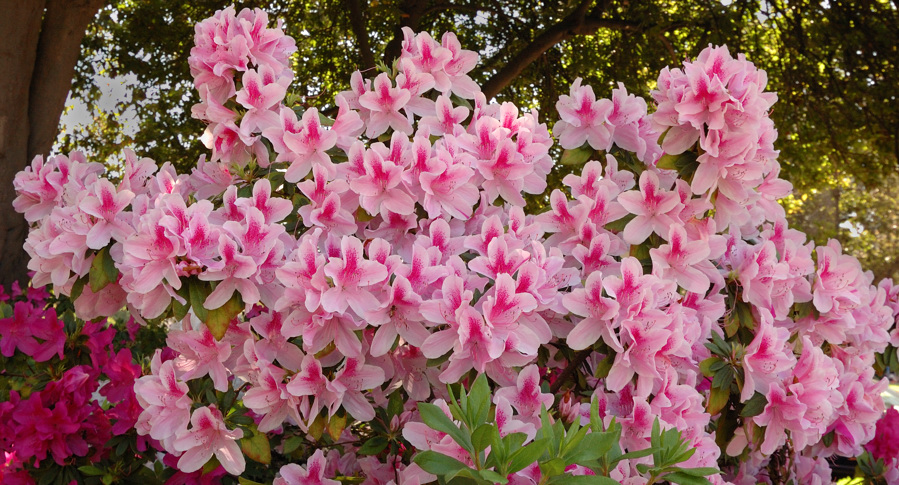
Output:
[27, 0, 107, 160]
[480, 3, 640, 99]
[344, 0, 376, 70]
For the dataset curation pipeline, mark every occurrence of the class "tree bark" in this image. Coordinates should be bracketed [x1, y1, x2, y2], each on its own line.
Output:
[0, 0, 106, 291]
[345, 0, 377, 70]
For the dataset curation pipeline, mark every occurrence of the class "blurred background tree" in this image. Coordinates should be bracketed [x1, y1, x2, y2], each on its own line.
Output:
[52, 0, 899, 279]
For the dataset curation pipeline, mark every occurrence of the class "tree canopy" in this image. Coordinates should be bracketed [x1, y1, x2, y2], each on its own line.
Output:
[59, 0, 899, 276]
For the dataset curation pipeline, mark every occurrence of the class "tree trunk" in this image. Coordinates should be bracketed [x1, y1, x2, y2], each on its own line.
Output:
[0, 0, 106, 291]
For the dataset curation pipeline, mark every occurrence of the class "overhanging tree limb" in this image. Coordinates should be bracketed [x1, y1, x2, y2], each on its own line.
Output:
[480, 2, 641, 99]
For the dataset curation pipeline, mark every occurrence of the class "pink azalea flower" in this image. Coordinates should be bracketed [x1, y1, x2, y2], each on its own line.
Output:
[134, 352, 192, 442]
[740, 313, 795, 401]
[563, 272, 622, 351]
[321, 236, 388, 316]
[755, 382, 807, 455]
[325, 357, 385, 421]
[285, 355, 331, 422]
[79, 179, 135, 249]
[368, 275, 429, 356]
[494, 396, 536, 440]
[494, 365, 554, 418]
[297, 165, 358, 236]
[617, 170, 681, 245]
[358, 73, 413, 137]
[167, 327, 233, 392]
[420, 150, 479, 220]
[173, 405, 245, 475]
[606, 316, 672, 396]
[554, 78, 613, 150]
[349, 148, 415, 217]
[275, 450, 339, 485]
[649, 224, 711, 294]
[243, 361, 302, 432]
[236, 178, 293, 224]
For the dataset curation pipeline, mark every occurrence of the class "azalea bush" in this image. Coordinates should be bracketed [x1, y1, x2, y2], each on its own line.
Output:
[6, 5, 899, 485]
[0, 283, 168, 484]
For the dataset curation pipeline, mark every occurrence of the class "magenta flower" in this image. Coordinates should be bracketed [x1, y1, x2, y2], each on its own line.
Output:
[173, 405, 245, 475]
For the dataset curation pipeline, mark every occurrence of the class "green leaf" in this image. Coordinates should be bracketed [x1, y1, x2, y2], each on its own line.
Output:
[387, 391, 404, 419]
[201, 455, 221, 475]
[507, 438, 549, 474]
[707, 386, 730, 415]
[739, 392, 768, 418]
[539, 457, 566, 477]
[413, 450, 469, 476]
[566, 431, 616, 464]
[282, 435, 303, 454]
[89, 246, 118, 292]
[467, 373, 492, 427]
[240, 427, 271, 465]
[698, 357, 720, 378]
[663, 471, 714, 485]
[560, 144, 594, 166]
[671, 467, 721, 477]
[418, 402, 474, 454]
[604, 213, 636, 233]
[711, 365, 733, 390]
[656, 152, 680, 170]
[616, 447, 654, 461]
[328, 412, 347, 440]
[204, 291, 243, 340]
[358, 436, 389, 455]
[472, 423, 499, 454]
[478, 469, 508, 484]
[71, 276, 86, 301]
[560, 424, 590, 460]
[77, 466, 104, 477]
[188, 278, 210, 323]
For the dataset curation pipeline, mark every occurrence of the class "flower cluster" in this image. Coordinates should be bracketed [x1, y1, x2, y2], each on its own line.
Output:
[0, 286, 150, 484]
[10, 7, 899, 485]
